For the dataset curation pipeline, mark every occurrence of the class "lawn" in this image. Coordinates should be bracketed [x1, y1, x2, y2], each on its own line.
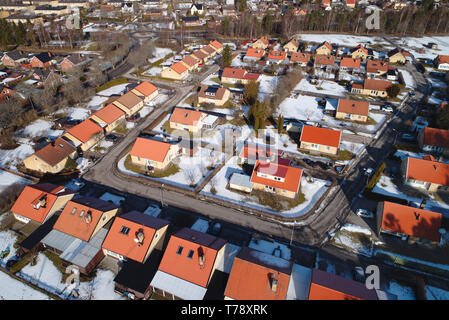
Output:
[124, 155, 180, 178]
[250, 189, 306, 212]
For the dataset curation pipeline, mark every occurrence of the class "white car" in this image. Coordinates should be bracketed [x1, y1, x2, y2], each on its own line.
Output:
[382, 105, 394, 112]
[356, 209, 374, 218]
[363, 168, 374, 176]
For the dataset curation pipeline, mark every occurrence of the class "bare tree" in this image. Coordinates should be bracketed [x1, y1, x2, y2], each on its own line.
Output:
[183, 168, 198, 186]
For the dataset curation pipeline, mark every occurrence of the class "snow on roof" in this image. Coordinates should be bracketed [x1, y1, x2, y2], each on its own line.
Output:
[150, 270, 207, 300]
[248, 249, 291, 270]
[229, 173, 253, 189]
[248, 238, 291, 260]
[99, 192, 125, 206]
[202, 114, 219, 126]
[191, 218, 209, 233]
[286, 263, 312, 300]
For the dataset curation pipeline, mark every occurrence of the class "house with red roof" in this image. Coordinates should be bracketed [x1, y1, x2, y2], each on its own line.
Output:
[62, 118, 104, 151]
[335, 99, 369, 122]
[377, 201, 442, 246]
[418, 127, 449, 155]
[315, 41, 333, 56]
[224, 247, 293, 300]
[350, 44, 371, 61]
[250, 160, 303, 199]
[308, 269, 379, 300]
[339, 57, 361, 73]
[238, 142, 286, 165]
[148, 227, 226, 300]
[401, 156, 449, 193]
[251, 36, 269, 50]
[209, 40, 224, 54]
[221, 67, 260, 85]
[435, 55, 449, 71]
[198, 85, 231, 107]
[41, 196, 120, 274]
[243, 47, 266, 62]
[290, 52, 310, 67]
[180, 55, 200, 71]
[23, 137, 77, 174]
[160, 61, 189, 80]
[346, 0, 356, 8]
[102, 210, 169, 263]
[267, 50, 287, 65]
[366, 60, 389, 77]
[169, 107, 207, 133]
[192, 49, 210, 64]
[314, 54, 336, 70]
[300, 125, 342, 155]
[11, 183, 75, 224]
[89, 103, 126, 133]
[129, 137, 180, 171]
[351, 79, 392, 98]
[112, 91, 144, 116]
[130, 81, 159, 104]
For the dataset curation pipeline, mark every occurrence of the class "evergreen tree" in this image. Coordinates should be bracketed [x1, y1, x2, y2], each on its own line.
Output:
[222, 45, 232, 67]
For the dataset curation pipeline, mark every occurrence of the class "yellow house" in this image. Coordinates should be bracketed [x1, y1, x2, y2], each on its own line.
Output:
[197, 85, 230, 107]
[130, 81, 159, 104]
[129, 137, 180, 171]
[299, 125, 341, 156]
[283, 39, 299, 53]
[315, 41, 333, 56]
[350, 44, 369, 61]
[63, 119, 104, 152]
[388, 48, 406, 64]
[252, 36, 269, 50]
[160, 62, 189, 80]
[169, 107, 207, 133]
[112, 91, 144, 116]
[23, 137, 77, 174]
[351, 79, 391, 98]
[335, 99, 369, 122]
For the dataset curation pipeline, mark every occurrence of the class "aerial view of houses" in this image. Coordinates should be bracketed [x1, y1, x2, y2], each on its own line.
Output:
[1, 0, 449, 306]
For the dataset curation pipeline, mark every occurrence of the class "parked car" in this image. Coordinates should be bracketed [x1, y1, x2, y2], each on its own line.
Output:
[401, 133, 415, 142]
[126, 114, 141, 122]
[363, 168, 374, 176]
[356, 208, 374, 218]
[105, 134, 118, 142]
[317, 162, 330, 170]
[382, 105, 394, 112]
[352, 266, 365, 283]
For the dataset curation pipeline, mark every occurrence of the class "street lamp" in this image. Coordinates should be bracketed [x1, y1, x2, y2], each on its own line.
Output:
[392, 128, 398, 145]
[160, 183, 165, 207]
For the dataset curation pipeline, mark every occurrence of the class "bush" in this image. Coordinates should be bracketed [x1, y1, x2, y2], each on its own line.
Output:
[0, 183, 25, 215]
[9, 252, 34, 273]
[64, 157, 78, 170]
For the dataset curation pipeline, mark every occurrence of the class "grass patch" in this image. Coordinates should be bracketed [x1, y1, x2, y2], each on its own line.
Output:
[42, 250, 95, 283]
[64, 157, 78, 170]
[113, 123, 129, 135]
[161, 120, 176, 135]
[226, 117, 246, 126]
[9, 252, 33, 273]
[95, 77, 128, 93]
[250, 189, 306, 212]
[124, 155, 180, 178]
[330, 229, 373, 254]
[210, 77, 220, 84]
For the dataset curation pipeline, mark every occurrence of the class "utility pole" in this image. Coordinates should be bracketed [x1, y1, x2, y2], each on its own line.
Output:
[160, 183, 165, 207]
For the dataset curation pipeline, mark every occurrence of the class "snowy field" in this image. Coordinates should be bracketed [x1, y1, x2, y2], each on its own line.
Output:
[143, 66, 162, 76]
[258, 75, 278, 101]
[96, 83, 131, 97]
[148, 47, 173, 64]
[298, 33, 391, 49]
[200, 156, 331, 217]
[18, 119, 63, 139]
[0, 271, 51, 300]
[86, 95, 109, 110]
[248, 237, 291, 261]
[295, 78, 348, 97]
[118, 147, 226, 190]
[65, 107, 91, 121]
[331, 223, 373, 257]
[0, 170, 31, 193]
[0, 142, 34, 170]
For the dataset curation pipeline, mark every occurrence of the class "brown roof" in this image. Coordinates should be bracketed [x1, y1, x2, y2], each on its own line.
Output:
[222, 67, 247, 79]
[363, 79, 392, 92]
[423, 127, 449, 149]
[170, 61, 189, 74]
[290, 52, 310, 63]
[91, 103, 125, 125]
[366, 60, 389, 73]
[34, 137, 76, 167]
[314, 55, 335, 66]
[337, 99, 369, 116]
[198, 85, 228, 100]
[193, 49, 208, 60]
[201, 45, 216, 55]
[113, 91, 143, 110]
[182, 55, 199, 67]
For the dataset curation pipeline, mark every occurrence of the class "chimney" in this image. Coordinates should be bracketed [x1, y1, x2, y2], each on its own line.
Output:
[51, 140, 55, 147]
[84, 211, 92, 224]
[197, 246, 204, 266]
[270, 273, 278, 293]
[134, 229, 144, 245]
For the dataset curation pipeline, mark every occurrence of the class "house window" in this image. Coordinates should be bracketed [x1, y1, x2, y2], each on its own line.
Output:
[119, 226, 130, 235]
[187, 250, 194, 259]
[176, 246, 184, 255]
[71, 208, 77, 215]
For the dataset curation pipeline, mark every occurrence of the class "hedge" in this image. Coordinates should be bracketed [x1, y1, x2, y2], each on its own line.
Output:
[366, 162, 386, 190]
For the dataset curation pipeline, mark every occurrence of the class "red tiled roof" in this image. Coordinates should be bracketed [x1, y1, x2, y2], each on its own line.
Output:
[169, 107, 203, 126]
[300, 125, 341, 148]
[129, 137, 172, 163]
[437, 55, 449, 64]
[133, 81, 158, 97]
[182, 55, 199, 67]
[239, 143, 284, 161]
[101, 211, 169, 263]
[250, 160, 303, 193]
[363, 79, 392, 91]
[423, 127, 449, 149]
[222, 67, 247, 80]
[65, 119, 103, 143]
[380, 201, 442, 242]
[406, 157, 449, 187]
[290, 52, 310, 63]
[170, 61, 188, 75]
[209, 40, 223, 50]
[268, 50, 287, 61]
[366, 60, 389, 73]
[157, 228, 226, 287]
[11, 183, 74, 224]
[91, 103, 125, 125]
[34, 137, 76, 167]
[351, 44, 368, 54]
[245, 47, 265, 59]
[314, 54, 335, 66]
[340, 57, 361, 69]
[337, 99, 369, 116]
[243, 73, 260, 81]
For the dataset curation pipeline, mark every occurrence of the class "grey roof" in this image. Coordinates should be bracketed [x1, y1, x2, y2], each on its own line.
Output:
[174, 227, 226, 251]
[229, 173, 253, 189]
[237, 247, 293, 275]
[119, 210, 169, 230]
[71, 196, 120, 212]
[42, 228, 108, 268]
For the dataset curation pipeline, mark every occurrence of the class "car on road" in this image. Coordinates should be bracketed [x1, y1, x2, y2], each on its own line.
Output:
[355, 208, 374, 218]
[363, 168, 374, 176]
[105, 134, 118, 142]
[382, 105, 394, 112]
[126, 114, 141, 122]
[401, 133, 415, 142]
[303, 158, 315, 167]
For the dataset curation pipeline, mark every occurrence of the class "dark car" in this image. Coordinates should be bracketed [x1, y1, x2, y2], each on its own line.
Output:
[317, 162, 330, 170]
[303, 159, 315, 167]
[126, 114, 141, 122]
[105, 134, 118, 142]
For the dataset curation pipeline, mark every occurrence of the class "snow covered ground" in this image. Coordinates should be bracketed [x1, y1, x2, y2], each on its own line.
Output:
[0, 142, 34, 170]
[18, 119, 63, 139]
[399, 70, 416, 90]
[248, 237, 291, 261]
[295, 78, 348, 97]
[86, 96, 109, 110]
[331, 223, 373, 257]
[0, 170, 31, 193]
[96, 83, 130, 97]
[66, 107, 91, 121]
[148, 47, 173, 64]
[143, 67, 162, 76]
[99, 192, 125, 206]
[258, 75, 278, 101]
[0, 270, 51, 300]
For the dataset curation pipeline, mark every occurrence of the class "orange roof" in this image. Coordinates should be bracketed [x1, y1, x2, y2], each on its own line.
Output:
[290, 52, 310, 63]
[169, 107, 203, 126]
[193, 49, 208, 60]
[250, 160, 303, 193]
[224, 247, 292, 300]
[245, 47, 265, 59]
[405, 157, 449, 187]
[340, 57, 361, 69]
[182, 55, 199, 67]
[65, 118, 103, 143]
[34, 137, 77, 167]
[423, 127, 449, 149]
[318, 41, 332, 51]
[437, 55, 449, 64]
[133, 81, 158, 97]
[209, 40, 223, 50]
[363, 79, 392, 91]
[91, 103, 125, 125]
[300, 125, 341, 148]
[309, 269, 378, 300]
[222, 67, 247, 79]
[351, 44, 368, 54]
[253, 36, 269, 46]
[239, 143, 284, 161]
[380, 201, 442, 242]
[170, 61, 188, 74]
[366, 60, 389, 73]
[337, 99, 369, 116]
[53, 197, 119, 241]
[157, 228, 226, 287]
[101, 211, 169, 263]
[129, 137, 172, 163]
[268, 50, 287, 61]
[314, 54, 335, 66]
[10, 183, 74, 224]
